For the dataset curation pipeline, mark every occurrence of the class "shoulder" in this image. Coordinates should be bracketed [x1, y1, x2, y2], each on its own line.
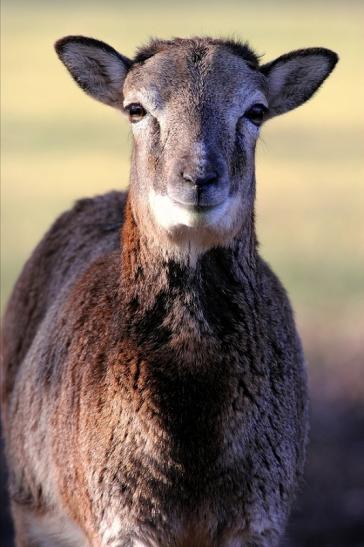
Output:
[1, 191, 126, 400]
[257, 256, 303, 357]
[258, 257, 293, 315]
[44, 190, 126, 242]
[8, 189, 125, 299]
[6, 190, 126, 305]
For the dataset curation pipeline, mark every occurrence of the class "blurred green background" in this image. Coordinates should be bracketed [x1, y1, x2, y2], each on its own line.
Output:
[2, 0, 363, 346]
[1, 2, 364, 544]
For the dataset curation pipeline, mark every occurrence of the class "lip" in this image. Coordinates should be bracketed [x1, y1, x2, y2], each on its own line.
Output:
[170, 197, 225, 212]
[149, 189, 235, 232]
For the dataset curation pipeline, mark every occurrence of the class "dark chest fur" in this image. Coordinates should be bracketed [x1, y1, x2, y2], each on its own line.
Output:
[70, 250, 269, 458]
[121, 251, 264, 436]
[54, 253, 272, 529]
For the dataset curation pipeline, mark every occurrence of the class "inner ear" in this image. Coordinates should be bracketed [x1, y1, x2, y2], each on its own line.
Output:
[261, 48, 338, 117]
[55, 36, 132, 107]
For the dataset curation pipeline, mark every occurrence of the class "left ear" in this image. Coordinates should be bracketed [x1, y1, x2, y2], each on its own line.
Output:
[55, 35, 131, 107]
[261, 48, 338, 117]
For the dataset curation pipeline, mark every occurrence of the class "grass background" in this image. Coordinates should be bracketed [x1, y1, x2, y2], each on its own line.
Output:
[1, 0, 363, 354]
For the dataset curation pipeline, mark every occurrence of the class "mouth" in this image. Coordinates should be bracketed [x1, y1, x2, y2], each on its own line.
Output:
[169, 198, 224, 213]
[166, 181, 229, 213]
[149, 189, 234, 233]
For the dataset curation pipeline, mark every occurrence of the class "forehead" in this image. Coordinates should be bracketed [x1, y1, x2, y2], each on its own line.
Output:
[123, 44, 266, 108]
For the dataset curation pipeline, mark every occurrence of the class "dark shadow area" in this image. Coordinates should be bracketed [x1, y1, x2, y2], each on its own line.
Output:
[285, 400, 364, 547]
[0, 438, 14, 546]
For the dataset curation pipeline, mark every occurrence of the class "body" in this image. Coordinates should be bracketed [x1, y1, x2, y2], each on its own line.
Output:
[3, 191, 306, 546]
[1, 37, 337, 546]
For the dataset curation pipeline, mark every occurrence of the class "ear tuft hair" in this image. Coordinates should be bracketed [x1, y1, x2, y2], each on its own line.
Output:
[261, 47, 338, 117]
[55, 36, 131, 107]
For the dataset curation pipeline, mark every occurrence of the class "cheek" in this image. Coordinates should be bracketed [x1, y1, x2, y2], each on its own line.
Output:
[236, 118, 259, 152]
[132, 118, 164, 177]
[229, 122, 258, 190]
[132, 116, 160, 148]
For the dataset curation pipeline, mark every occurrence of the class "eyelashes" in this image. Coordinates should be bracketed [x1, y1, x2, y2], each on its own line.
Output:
[124, 103, 147, 123]
[243, 103, 268, 127]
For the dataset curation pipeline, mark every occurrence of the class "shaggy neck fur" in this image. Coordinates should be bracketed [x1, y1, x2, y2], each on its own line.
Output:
[121, 193, 258, 289]
[120, 194, 259, 361]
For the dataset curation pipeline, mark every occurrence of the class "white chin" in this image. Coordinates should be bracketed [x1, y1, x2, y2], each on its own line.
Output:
[149, 191, 240, 233]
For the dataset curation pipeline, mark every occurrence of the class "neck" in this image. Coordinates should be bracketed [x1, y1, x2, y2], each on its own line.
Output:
[120, 192, 258, 302]
[118, 193, 259, 359]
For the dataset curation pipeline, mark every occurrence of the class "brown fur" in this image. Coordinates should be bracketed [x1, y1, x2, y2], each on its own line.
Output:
[1, 36, 338, 546]
[2, 193, 306, 546]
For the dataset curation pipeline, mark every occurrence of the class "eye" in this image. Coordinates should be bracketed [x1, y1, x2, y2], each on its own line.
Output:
[244, 103, 268, 127]
[125, 103, 147, 123]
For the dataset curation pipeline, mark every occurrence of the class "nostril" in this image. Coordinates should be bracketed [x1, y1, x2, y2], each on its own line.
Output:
[197, 172, 219, 186]
[181, 171, 195, 184]
[182, 171, 219, 186]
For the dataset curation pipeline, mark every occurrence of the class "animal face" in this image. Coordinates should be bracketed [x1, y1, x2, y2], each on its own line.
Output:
[123, 42, 267, 246]
[55, 36, 337, 255]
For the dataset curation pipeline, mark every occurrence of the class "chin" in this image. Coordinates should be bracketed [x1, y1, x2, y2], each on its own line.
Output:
[148, 190, 243, 255]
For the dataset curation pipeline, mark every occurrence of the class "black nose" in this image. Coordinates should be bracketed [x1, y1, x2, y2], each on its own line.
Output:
[182, 170, 219, 187]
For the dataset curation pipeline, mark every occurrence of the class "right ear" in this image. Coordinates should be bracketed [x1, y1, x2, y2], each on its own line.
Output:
[55, 36, 131, 107]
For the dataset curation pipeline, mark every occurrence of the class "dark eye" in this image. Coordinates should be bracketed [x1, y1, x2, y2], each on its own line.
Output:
[244, 103, 268, 127]
[126, 103, 146, 123]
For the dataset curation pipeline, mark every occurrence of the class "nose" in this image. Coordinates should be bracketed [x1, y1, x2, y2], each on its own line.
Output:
[181, 169, 219, 187]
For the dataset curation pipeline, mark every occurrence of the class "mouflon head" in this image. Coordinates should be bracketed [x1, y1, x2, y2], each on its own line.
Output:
[55, 36, 338, 256]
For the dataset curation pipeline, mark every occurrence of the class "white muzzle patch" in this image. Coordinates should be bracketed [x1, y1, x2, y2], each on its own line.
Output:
[149, 190, 241, 234]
